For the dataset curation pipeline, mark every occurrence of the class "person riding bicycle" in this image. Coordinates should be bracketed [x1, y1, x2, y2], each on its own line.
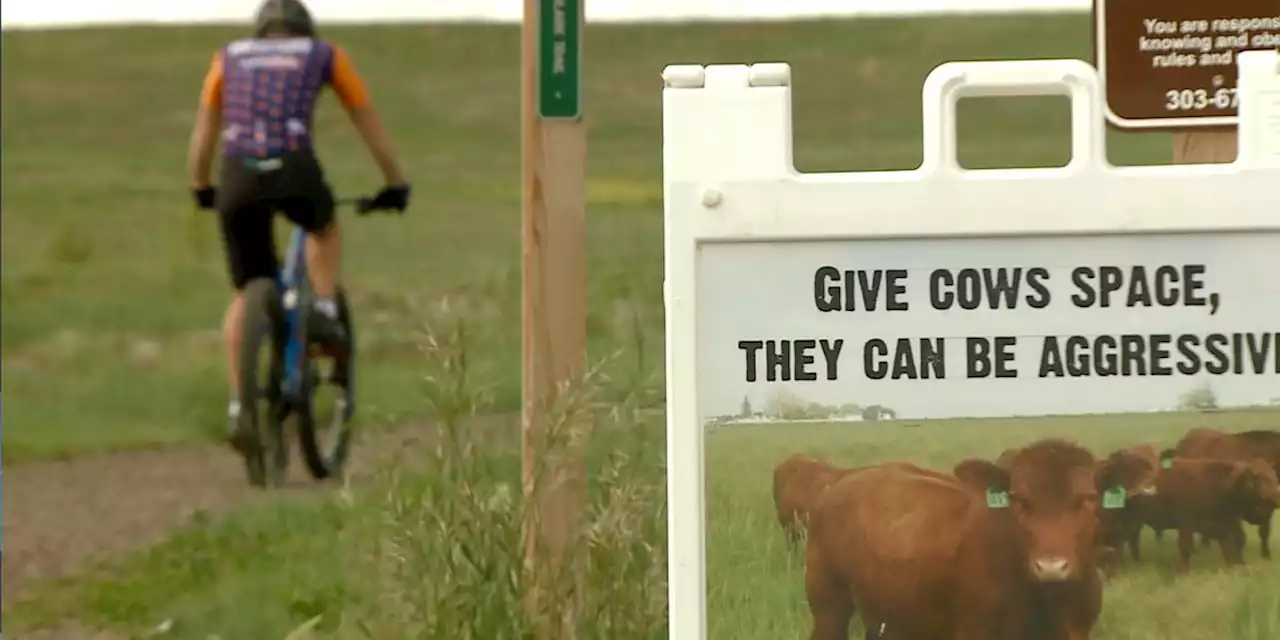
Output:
[185, 0, 409, 444]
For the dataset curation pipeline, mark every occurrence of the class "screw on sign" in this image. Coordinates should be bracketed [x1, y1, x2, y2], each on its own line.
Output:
[1093, 0, 1280, 129]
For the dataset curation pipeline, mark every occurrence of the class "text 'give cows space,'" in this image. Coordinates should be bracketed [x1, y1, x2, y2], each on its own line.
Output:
[733, 264, 1279, 383]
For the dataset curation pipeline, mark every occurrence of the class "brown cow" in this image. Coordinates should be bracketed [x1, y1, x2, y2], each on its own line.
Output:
[804, 440, 1151, 640]
[1144, 448, 1229, 553]
[1121, 444, 1161, 482]
[1137, 455, 1280, 572]
[1172, 428, 1280, 559]
[1093, 444, 1162, 575]
[773, 454, 865, 545]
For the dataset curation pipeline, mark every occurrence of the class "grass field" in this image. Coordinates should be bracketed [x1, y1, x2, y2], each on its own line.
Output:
[707, 411, 1280, 640]
[0, 12, 1239, 639]
[0, 14, 1176, 461]
[8, 311, 669, 639]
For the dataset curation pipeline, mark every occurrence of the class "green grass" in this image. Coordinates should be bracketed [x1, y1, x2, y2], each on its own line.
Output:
[707, 410, 1280, 640]
[8, 306, 668, 639]
[0, 15, 1177, 461]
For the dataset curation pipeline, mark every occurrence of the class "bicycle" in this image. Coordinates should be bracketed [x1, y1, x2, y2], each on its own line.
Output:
[235, 195, 400, 487]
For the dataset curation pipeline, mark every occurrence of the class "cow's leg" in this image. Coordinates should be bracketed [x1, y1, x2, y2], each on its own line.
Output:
[1153, 527, 1164, 542]
[1176, 528, 1194, 573]
[808, 605, 853, 640]
[1218, 521, 1246, 567]
[1127, 526, 1142, 562]
[1258, 512, 1273, 560]
[1097, 546, 1118, 579]
[805, 554, 853, 640]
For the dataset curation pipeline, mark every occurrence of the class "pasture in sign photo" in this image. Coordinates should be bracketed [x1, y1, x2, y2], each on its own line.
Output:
[663, 55, 1280, 639]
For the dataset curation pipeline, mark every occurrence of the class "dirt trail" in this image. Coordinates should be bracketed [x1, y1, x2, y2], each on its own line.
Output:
[1, 416, 514, 608]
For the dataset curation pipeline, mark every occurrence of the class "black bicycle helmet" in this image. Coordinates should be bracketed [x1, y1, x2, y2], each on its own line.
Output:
[253, 0, 316, 38]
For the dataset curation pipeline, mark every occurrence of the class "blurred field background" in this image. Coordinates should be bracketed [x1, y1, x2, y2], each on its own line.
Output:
[3, 13, 1250, 639]
[0, 16, 1175, 459]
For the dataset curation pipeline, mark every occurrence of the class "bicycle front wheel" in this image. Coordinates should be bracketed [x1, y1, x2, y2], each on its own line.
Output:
[297, 287, 355, 480]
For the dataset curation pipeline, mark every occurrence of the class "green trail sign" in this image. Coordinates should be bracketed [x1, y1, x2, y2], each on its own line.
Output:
[538, 0, 583, 120]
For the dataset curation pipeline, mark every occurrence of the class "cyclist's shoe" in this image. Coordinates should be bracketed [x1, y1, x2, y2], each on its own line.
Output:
[307, 306, 349, 356]
[227, 411, 258, 455]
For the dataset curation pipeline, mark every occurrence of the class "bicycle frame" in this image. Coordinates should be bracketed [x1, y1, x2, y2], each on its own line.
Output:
[274, 225, 311, 401]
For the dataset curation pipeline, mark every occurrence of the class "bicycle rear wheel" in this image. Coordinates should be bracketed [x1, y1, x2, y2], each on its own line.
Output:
[296, 287, 355, 480]
[235, 277, 288, 488]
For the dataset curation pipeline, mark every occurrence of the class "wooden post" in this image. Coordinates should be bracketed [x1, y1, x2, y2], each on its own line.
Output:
[521, 0, 586, 637]
[1173, 130, 1237, 164]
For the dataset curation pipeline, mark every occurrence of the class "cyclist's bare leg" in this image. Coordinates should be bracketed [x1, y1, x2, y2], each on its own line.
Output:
[223, 292, 246, 420]
[306, 220, 341, 299]
[306, 220, 344, 344]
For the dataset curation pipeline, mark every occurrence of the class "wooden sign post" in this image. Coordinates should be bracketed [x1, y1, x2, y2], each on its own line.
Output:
[521, 0, 586, 637]
[1092, 1, 1276, 162]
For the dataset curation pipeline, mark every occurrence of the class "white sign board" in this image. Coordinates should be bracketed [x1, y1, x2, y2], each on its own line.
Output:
[662, 55, 1280, 638]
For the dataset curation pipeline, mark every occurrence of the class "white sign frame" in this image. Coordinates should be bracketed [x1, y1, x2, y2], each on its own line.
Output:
[662, 54, 1280, 639]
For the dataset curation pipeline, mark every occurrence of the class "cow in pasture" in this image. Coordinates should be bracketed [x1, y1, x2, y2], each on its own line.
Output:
[1149, 447, 1209, 549]
[1171, 428, 1280, 559]
[1119, 444, 1162, 484]
[1092, 444, 1162, 575]
[803, 440, 1152, 640]
[773, 454, 866, 545]
[1136, 455, 1280, 572]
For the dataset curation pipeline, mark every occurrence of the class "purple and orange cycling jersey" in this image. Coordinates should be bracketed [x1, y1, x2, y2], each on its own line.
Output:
[201, 37, 371, 158]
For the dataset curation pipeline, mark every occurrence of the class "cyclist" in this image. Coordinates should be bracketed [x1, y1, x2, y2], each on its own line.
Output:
[185, 0, 409, 446]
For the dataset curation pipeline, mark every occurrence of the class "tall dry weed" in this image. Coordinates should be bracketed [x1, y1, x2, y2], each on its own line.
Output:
[334, 297, 667, 639]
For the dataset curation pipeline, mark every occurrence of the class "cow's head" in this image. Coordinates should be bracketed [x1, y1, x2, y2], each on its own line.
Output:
[1205, 459, 1280, 523]
[1126, 445, 1161, 495]
[1238, 458, 1280, 506]
[1098, 448, 1160, 498]
[955, 439, 1101, 583]
[1237, 430, 1280, 471]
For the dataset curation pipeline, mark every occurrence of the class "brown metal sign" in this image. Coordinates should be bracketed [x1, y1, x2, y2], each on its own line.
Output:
[1093, 0, 1280, 130]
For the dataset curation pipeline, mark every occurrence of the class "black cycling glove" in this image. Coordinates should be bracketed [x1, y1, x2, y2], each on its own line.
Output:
[193, 186, 217, 210]
[370, 184, 411, 212]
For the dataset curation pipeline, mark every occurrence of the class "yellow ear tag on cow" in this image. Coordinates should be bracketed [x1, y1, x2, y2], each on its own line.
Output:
[986, 489, 1010, 509]
[1161, 458, 1173, 470]
[1102, 486, 1127, 510]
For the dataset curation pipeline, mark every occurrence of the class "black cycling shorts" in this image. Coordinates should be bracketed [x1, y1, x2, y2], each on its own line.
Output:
[216, 150, 336, 290]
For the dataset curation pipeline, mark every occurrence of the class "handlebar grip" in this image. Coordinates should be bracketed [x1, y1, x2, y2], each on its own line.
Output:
[345, 195, 403, 216]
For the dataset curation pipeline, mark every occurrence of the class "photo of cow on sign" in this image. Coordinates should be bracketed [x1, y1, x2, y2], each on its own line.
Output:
[694, 229, 1280, 640]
